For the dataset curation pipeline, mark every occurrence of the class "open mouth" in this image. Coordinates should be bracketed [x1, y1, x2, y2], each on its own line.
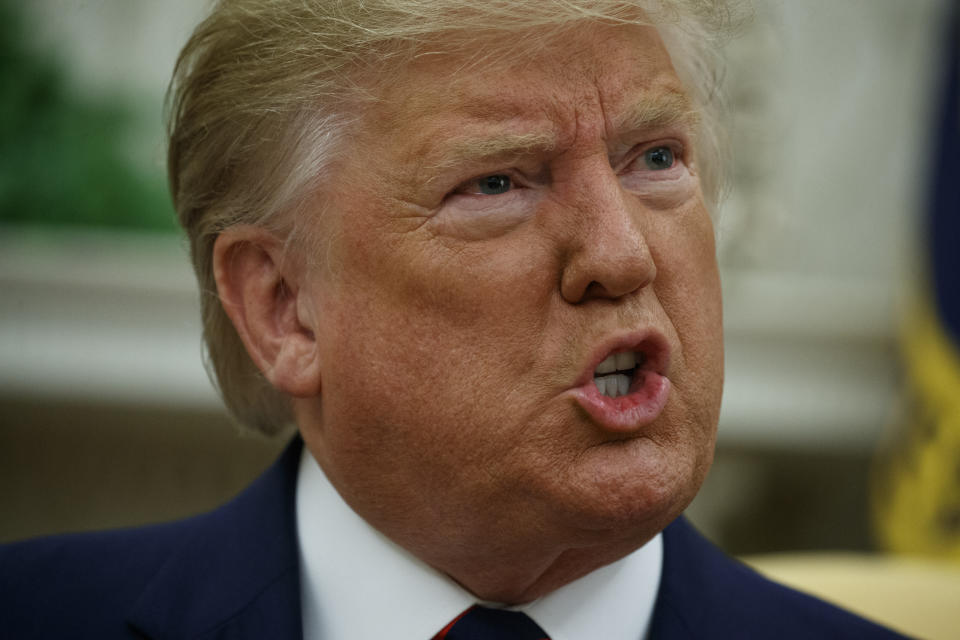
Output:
[592, 351, 645, 398]
[571, 333, 671, 432]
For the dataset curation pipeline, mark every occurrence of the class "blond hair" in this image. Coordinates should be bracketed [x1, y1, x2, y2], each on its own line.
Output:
[167, 0, 745, 434]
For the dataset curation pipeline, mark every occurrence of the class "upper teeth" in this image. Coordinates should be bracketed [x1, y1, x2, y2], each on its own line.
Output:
[595, 351, 637, 375]
[593, 352, 639, 398]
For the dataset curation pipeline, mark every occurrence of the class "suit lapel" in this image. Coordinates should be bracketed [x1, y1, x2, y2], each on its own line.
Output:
[127, 438, 304, 640]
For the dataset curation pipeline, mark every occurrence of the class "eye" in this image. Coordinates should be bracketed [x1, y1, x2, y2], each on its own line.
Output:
[446, 172, 528, 207]
[643, 146, 675, 171]
[470, 174, 512, 195]
[618, 140, 691, 197]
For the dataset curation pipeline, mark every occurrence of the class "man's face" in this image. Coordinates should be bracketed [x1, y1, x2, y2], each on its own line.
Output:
[299, 22, 723, 583]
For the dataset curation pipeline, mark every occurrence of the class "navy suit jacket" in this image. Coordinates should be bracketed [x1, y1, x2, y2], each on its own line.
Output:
[0, 439, 908, 639]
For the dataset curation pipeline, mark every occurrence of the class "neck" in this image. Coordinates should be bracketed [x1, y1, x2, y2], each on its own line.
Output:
[295, 403, 667, 604]
[438, 538, 652, 604]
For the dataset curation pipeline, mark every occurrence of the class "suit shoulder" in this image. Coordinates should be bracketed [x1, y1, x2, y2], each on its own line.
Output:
[0, 440, 302, 639]
[654, 517, 911, 638]
[0, 518, 191, 592]
[0, 519, 196, 638]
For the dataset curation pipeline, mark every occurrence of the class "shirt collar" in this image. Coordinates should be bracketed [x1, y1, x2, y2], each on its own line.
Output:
[296, 447, 662, 640]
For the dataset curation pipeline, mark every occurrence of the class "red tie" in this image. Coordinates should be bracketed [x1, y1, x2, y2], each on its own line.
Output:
[432, 605, 551, 640]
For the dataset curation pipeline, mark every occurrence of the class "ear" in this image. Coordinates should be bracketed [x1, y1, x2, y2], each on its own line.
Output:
[213, 227, 321, 397]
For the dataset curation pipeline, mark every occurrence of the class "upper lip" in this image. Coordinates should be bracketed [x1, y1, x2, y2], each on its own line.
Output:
[574, 330, 671, 388]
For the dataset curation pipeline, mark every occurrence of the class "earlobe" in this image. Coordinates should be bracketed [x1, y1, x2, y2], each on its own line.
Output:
[213, 228, 322, 398]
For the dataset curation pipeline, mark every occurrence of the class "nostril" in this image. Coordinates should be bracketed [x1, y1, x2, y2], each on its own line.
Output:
[582, 280, 608, 300]
[561, 250, 656, 305]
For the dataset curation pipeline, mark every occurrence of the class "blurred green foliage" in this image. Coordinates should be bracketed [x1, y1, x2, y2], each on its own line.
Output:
[0, 0, 177, 232]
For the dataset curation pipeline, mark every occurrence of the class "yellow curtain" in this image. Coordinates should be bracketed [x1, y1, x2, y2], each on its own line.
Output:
[874, 296, 960, 560]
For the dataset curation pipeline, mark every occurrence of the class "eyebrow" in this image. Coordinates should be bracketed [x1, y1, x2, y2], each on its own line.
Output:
[615, 91, 701, 133]
[422, 91, 699, 173]
[425, 131, 558, 172]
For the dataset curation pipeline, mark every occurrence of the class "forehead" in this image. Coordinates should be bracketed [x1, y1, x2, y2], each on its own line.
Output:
[359, 22, 691, 157]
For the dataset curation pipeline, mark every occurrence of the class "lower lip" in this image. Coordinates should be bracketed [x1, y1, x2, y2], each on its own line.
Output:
[570, 371, 671, 433]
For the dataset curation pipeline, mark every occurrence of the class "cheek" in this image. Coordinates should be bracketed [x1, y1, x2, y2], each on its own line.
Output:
[653, 200, 720, 305]
[317, 219, 558, 411]
[651, 206, 724, 383]
[353, 219, 557, 343]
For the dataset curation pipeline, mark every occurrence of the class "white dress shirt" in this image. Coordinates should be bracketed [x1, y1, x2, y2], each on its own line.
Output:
[296, 448, 662, 640]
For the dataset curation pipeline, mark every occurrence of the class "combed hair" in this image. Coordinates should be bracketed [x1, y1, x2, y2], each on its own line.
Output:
[167, 0, 747, 435]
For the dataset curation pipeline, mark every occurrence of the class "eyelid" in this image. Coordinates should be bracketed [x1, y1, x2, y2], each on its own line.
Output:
[450, 169, 527, 197]
[618, 139, 686, 173]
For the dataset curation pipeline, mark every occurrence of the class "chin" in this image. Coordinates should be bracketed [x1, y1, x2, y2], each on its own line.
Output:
[549, 437, 711, 540]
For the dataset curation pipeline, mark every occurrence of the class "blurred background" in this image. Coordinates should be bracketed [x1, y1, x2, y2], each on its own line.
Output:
[1, 0, 958, 631]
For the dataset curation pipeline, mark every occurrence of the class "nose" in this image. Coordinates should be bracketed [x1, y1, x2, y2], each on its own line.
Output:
[558, 167, 657, 304]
